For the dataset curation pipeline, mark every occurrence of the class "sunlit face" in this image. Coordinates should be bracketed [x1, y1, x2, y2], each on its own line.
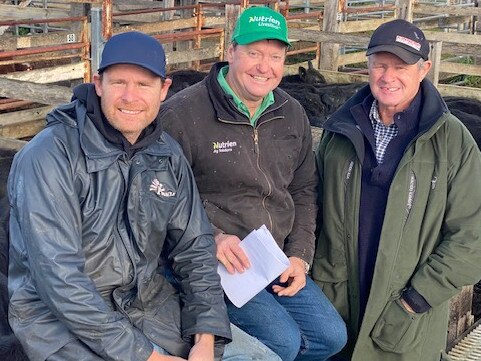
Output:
[93, 64, 172, 144]
[368, 52, 432, 120]
[226, 40, 286, 112]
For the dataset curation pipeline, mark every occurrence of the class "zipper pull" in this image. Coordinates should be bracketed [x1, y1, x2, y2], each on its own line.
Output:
[253, 129, 259, 154]
[431, 176, 437, 190]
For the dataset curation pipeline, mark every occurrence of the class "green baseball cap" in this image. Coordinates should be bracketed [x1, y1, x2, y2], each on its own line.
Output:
[232, 7, 290, 47]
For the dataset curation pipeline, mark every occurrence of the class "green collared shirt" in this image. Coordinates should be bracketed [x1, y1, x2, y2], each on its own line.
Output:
[217, 65, 274, 126]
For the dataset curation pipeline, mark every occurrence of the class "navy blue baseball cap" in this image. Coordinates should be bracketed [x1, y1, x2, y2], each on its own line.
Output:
[366, 19, 430, 64]
[98, 31, 167, 77]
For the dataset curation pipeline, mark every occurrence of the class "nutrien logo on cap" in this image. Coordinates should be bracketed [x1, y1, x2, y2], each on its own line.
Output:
[249, 15, 281, 30]
[395, 35, 421, 51]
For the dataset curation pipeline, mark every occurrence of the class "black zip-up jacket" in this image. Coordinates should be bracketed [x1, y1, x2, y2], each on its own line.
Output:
[8, 85, 231, 361]
[161, 62, 318, 264]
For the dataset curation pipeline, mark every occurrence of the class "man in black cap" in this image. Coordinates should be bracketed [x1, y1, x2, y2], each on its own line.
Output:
[7, 31, 281, 361]
[312, 19, 481, 360]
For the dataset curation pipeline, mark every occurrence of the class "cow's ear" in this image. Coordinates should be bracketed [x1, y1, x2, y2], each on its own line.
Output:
[299, 66, 307, 81]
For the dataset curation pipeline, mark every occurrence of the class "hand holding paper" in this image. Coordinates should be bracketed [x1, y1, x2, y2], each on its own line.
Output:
[217, 225, 290, 308]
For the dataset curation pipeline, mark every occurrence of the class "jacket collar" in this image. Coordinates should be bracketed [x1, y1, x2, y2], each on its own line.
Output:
[205, 62, 289, 125]
[323, 79, 448, 161]
[46, 100, 172, 173]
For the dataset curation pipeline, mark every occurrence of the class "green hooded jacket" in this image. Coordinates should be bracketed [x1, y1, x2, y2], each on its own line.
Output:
[312, 80, 481, 361]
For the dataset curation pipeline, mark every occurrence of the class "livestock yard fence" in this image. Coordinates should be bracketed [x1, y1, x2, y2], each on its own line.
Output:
[0, 0, 481, 352]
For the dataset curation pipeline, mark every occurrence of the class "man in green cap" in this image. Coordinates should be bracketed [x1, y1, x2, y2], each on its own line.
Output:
[162, 6, 346, 361]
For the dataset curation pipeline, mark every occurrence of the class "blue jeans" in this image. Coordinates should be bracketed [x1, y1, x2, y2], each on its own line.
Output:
[154, 323, 281, 361]
[227, 277, 347, 361]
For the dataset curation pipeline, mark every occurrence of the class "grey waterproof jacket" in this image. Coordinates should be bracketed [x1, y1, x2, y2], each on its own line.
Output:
[8, 99, 231, 361]
[312, 80, 481, 361]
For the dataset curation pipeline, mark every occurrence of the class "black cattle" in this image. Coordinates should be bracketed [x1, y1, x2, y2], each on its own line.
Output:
[164, 59, 327, 100]
[166, 69, 208, 98]
[0, 148, 28, 361]
[280, 60, 326, 85]
[279, 82, 366, 127]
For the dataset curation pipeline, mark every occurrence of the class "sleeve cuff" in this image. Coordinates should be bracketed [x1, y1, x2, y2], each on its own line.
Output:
[402, 286, 431, 313]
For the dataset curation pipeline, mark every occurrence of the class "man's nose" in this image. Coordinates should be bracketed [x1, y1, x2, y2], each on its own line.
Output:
[256, 56, 271, 73]
[121, 84, 137, 102]
[381, 66, 396, 82]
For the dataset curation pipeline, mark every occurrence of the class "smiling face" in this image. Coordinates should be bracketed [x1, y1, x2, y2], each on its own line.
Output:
[225, 40, 286, 115]
[93, 64, 172, 144]
[368, 52, 432, 124]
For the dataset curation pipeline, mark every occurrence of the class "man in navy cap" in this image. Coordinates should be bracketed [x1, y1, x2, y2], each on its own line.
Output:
[7, 31, 280, 361]
[312, 18, 481, 360]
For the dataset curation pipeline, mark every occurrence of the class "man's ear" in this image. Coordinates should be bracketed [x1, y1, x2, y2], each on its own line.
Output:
[160, 77, 172, 101]
[421, 60, 433, 80]
[93, 72, 103, 97]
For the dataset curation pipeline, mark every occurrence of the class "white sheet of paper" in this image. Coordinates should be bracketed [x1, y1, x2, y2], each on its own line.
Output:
[217, 225, 290, 308]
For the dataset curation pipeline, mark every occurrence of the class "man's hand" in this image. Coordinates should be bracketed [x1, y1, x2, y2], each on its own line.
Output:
[215, 233, 250, 274]
[188, 334, 215, 361]
[147, 351, 186, 361]
[272, 256, 307, 297]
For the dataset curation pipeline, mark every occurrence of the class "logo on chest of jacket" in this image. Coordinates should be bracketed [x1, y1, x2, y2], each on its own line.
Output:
[212, 140, 238, 154]
[149, 179, 176, 197]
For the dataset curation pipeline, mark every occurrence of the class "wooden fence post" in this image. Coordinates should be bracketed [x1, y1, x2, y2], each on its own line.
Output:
[224, 4, 241, 58]
[397, 0, 415, 22]
[427, 40, 442, 87]
[320, 0, 341, 71]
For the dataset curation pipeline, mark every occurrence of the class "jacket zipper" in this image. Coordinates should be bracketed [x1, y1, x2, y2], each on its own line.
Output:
[117, 158, 137, 286]
[253, 127, 273, 231]
[215, 115, 286, 234]
[388, 170, 416, 298]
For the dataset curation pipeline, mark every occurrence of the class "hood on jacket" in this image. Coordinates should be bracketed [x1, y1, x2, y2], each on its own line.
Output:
[47, 83, 164, 158]
[322, 79, 449, 162]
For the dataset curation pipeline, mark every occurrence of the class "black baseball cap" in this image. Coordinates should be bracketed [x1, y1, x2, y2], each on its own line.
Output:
[98, 31, 167, 78]
[366, 19, 430, 64]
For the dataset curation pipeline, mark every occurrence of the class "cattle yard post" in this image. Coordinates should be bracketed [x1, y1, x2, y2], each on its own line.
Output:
[91, 7, 103, 79]
[224, 3, 242, 58]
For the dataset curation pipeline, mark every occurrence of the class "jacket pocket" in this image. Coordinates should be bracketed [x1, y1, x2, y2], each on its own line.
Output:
[371, 298, 427, 354]
[311, 253, 349, 321]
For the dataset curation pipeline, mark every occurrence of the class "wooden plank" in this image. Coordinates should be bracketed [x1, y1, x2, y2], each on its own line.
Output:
[289, 28, 370, 47]
[339, 18, 392, 33]
[0, 106, 51, 139]
[0, 105, 54, 126]
[0, 31, 84, 51]
[289, 28, 481, 57]
[166, 45, 222, 64]
[442, 43, 481, 57]
[0, 136, 26, 152]
[440, 62, 481, 77]
[424, 31, 481, 46]
[438, 84, 481, 102]
[414, 4, 481, 17]
[113, 17, 197, 34]
[415, 15, 473, 30]
[0, 62, 85, 83]
[0, 4, 68, 20]
[203, 15, 228, 28]
[0, 78, 71, 105]
[338, 51, 367, 67]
